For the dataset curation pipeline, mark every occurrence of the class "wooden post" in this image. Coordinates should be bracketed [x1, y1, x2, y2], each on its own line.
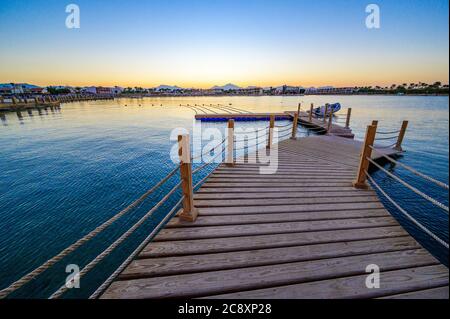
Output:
[353, 125, 377, 189]
[34, 97, 39, 105]
[226, 119, 235, 166]
[395, 120, 409, 151]
[327, 108, 334, 133]
[291, 111, 299, 139]
[345, 108, 352, 128]
[178, 134, 198, 222]
[12, 97, 17, 104]
[372, 120, 378, 127]
[267, 115, 275, 149]
[297, 103, 301, 115]
[309, 103, 314, 122]
[323, 104, 329, 123]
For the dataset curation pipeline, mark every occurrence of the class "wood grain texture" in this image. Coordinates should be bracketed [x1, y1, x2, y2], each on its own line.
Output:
[100, 135, 448, 299]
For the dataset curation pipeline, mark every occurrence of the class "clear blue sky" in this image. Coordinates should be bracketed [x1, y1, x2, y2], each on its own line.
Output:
[0, 0, 448, 88]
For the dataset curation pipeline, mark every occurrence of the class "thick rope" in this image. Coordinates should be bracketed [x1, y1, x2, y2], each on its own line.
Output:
[50, 181, 183, 299]
[192, 148, 225, 174]
[234, 126, 269, 135]
[367, 158, 449, 213]
[375, 135, 399, 141]
[89, 196, 184, 299]
[374, 142, 397, 149]
[370, 146, 449, 190]
[274, 122, 293, 128]
[366, 172, 449, 249]
[191, 137, 227, 161]
[377, 130, 401, 135]
[0, 164, 180, 299]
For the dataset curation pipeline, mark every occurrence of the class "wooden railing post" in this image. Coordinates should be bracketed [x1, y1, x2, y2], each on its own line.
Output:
[327, 108, 334, 133]
[226, 119, 235, 166]
[353, 125, 377, 189]
[178, 134, 198, 222]
[267, 115, 275, 149]
[395, 120, 409, 151]
[291, 111, 299, 140]
[323, 104, 329, 123]
[345, 108, 352, 128]
[309, 103, 314, 122]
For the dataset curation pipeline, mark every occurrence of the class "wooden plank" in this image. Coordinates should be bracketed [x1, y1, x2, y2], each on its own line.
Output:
[205, 265, 449, 299]
[194, 190, 377, 200]
[379, 286, 449, 299]
[197, 202, 385, 215]
[100, 249, 438, 299]
[140, 226, 409, 257]
[201, 182, 352, 188]
[194, 196, 380, 208]
[121, 237, 421, 279]
[168, 209, 390, 227]
[197, 186, 359, 193]
[154, 217, 398, 241]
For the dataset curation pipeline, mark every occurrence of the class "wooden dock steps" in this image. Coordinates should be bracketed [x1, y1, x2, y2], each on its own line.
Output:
[100, 136, 448, 299]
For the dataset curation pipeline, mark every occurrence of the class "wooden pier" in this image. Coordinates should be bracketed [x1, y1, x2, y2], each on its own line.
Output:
[1, 107, 446, 299]
[100, 132, 448, 299]
[0, 94, 114, 112]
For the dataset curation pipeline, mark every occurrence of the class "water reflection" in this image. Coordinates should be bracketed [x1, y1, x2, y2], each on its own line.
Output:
[0, 106, 62, 125]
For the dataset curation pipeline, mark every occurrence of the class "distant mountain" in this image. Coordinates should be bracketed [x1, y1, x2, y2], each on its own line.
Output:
[211, 83, 241, 91]
[0, 83, 41, 89]
[154, 85, 182, 91]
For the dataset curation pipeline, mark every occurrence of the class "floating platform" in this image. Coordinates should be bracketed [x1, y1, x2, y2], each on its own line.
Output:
[195, 112, 291, 122]
[100, 135, 448, 299]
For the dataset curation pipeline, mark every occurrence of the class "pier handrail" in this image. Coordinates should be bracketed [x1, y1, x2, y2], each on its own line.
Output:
[353, 122, 449, 249]
[365, 173, 449, 249]
[0, 163, 182, 299]
[369, 145, 449, 190]
[366, 157, 449, 213]
[89, 195, 185, 299]
[49, 181, 184, 299]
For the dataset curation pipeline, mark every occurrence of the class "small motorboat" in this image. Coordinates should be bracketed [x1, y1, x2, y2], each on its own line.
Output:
[313, 103, 341, 117]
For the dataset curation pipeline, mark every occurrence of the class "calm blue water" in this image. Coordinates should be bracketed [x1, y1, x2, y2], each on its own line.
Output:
[0, 96, 448, 298]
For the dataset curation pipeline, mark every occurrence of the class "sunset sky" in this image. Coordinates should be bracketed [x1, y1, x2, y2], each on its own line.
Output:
[0, 0, 448, 88]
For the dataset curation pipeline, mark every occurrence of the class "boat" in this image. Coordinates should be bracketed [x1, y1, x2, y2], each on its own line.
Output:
[313, 103, 341, 117]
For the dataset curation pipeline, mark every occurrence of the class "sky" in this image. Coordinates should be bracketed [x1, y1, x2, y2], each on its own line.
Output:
[0, 0, 448, 88]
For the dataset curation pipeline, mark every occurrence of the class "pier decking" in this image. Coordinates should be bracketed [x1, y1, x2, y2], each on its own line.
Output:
[100, 135, 448, 299]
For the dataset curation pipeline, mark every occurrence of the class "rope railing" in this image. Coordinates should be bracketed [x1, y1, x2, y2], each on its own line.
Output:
[50, 180, 183, 299]
[377, 130, 401, 135]
[353, 122, 448, 250]
[375, 135, 399, 141]
[369, 145, 449, 190]
[234, 126, 269, 134]
[274, 122, 293, 128]
[89, 195, 185, 299]
[191, 137, 227, 161]
[374, 142, 398, 149]
[0, 163, 181, 299]
[366, 157, 449, 213]
[365, 172, 449, 249]
[192, 147, 226, 174]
